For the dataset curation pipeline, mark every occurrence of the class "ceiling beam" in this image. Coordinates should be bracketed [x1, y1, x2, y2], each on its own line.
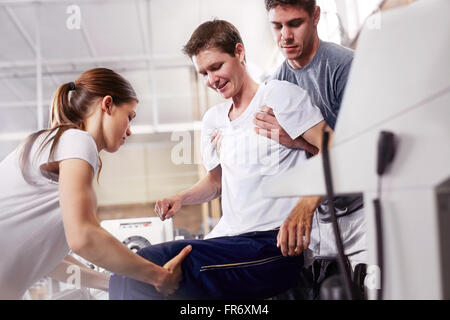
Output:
[3, 5, 59, 87]
[137, 0, 160, 129]
[0, 62, 190, 79]
[81, 19, 99, 58]
[0, 54, 189, 69]
[1, 79, 24, 100]
[0, 93, 194, 109]
[4, 6, 36, 54]
[34, 2, 44, 129]
[0, 0, 124, 5]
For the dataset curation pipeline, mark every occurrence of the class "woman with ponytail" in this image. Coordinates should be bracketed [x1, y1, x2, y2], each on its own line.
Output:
[0, 68, 191, 299]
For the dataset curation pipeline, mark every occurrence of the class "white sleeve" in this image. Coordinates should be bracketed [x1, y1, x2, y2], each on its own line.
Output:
[263, 80, 324, 139]
[200, 108, 220, 171]
[50, 129, 99, 173]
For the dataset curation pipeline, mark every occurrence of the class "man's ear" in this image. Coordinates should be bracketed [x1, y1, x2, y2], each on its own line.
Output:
[313, 6, 321, 27]
[101, 95, 113, 115]
[235, 43, 246, 63]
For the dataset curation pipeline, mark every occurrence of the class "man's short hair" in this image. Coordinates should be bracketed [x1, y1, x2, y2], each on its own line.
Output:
[265, 0, 316, 16]
[183, 19, 244, 59]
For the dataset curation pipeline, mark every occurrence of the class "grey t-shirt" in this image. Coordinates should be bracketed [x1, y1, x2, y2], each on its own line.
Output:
[271, 40, 363, 220]
[271, 40, 353, 129]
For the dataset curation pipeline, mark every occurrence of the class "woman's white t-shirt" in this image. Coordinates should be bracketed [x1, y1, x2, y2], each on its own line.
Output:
[201, 80, 324, 239]
[0, 129, 98, 299]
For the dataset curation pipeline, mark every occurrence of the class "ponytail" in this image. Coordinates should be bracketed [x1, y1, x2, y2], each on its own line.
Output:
[19, 68, 138, 184]
[50, 82, 85, 128]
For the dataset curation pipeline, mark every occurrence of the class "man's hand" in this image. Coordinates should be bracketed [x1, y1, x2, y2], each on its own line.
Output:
[277, 196, 323, 256]
[154, 245, 192, 297]
[155, 195, 182, 221]
[254, 106, 319, 155]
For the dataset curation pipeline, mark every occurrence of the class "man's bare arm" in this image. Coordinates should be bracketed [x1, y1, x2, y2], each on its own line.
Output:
[155, 165, 222, 220]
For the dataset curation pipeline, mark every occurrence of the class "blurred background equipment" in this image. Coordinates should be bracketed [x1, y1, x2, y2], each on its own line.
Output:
[100, 217, 174, 252]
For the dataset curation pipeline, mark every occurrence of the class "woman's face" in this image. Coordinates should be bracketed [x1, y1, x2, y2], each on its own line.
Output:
[102, 99, 137, 153]
[192, 45, 246, 100]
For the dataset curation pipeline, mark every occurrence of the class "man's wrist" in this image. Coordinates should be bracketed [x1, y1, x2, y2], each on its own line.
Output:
[297, 195, 324, 212]
[175, 192, 185, 206]
[289, 137, 303, 149]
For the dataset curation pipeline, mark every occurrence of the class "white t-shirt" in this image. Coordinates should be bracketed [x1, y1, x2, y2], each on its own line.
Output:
[0, 129, 98, 299]
[201, 80, 323, 239]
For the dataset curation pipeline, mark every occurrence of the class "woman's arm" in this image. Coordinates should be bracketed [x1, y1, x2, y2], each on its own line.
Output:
[47, 255, 110, 291]
[58, 158, 191, 296]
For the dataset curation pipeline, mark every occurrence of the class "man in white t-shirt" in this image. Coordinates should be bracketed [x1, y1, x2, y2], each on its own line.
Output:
[109, 19, 330, 300]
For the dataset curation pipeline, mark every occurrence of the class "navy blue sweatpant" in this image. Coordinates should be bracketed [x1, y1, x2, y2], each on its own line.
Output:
[109, 230, 303, 300]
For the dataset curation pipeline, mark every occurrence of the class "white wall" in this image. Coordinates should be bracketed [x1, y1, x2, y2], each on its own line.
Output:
[94, 137, 199, 206]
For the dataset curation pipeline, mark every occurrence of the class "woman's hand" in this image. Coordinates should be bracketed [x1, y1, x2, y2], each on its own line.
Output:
[154, 245, 192, 296]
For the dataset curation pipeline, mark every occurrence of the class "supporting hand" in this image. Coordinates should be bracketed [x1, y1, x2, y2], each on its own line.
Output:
[254, 106, 319, 155]
[154, 245, 192, 296]
[277, 196, 323, 256]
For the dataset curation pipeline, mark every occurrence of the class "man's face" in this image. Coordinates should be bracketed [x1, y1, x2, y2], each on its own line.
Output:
[269, 5, 320, 64]
[192, 45, 245, 100]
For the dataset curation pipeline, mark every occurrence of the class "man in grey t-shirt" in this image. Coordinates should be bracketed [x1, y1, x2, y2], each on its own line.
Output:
[254, 0, 366, 296]
[272, 40, 353, 129]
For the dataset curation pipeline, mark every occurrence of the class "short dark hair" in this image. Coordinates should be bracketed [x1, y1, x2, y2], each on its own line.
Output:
[182, 19, 244, 58]
[264, 0, 316, 16]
